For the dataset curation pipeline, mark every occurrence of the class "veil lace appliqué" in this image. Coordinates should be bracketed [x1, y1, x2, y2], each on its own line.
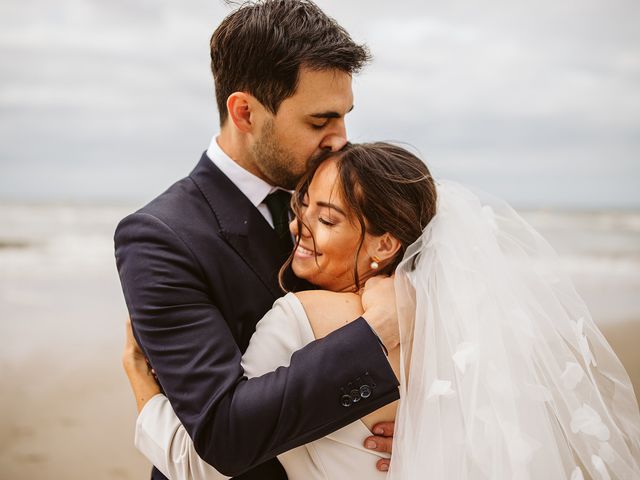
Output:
[388, 181, 640, 480]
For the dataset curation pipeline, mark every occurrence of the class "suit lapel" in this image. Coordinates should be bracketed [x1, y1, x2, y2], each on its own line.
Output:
[189, 153, 290, 297]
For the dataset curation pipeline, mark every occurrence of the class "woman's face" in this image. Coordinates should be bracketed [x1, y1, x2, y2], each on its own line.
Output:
[289, 158, 378, 292]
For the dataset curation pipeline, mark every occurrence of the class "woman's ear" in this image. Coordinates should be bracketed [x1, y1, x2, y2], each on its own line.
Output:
[226, 92, 257, 134]
[370, 233, 402, 264]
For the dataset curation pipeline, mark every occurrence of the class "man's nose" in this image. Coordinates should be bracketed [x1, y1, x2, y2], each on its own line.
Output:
[320, 122, 347, 152]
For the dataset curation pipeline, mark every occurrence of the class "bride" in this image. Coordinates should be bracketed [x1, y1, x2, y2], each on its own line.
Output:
[123, 142, 640, 479]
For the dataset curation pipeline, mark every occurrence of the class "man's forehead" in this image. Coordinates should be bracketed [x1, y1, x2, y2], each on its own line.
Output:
[287, 68, 354, 110]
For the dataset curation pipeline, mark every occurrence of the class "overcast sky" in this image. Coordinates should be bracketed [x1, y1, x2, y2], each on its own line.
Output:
[1, 0, 639, 208]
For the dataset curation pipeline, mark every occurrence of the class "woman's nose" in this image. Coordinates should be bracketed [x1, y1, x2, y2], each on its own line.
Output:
[289, 217, 311, 238]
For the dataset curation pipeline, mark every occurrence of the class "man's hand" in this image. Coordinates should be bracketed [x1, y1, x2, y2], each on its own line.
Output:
[364, 421, 395, 472]
[361, 275, 399, 352]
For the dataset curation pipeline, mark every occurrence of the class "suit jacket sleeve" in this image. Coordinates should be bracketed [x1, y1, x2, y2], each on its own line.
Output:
[115, 212, 399, 477]
[134, 294, 319, 480]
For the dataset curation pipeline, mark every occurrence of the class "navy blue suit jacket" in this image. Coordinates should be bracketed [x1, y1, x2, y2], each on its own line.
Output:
[115, 153, 400, 479]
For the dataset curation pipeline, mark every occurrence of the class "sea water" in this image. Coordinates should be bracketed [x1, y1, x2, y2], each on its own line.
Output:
[1, 204, 639, 359]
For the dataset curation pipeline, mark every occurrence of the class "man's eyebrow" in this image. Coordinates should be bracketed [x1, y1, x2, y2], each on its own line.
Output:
[316, 201, 347, 216]
[309, 105, 354, 119]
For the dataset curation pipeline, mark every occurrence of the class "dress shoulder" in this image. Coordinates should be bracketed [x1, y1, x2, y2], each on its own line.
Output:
[293, 291, 363, 340]
[241, 293, 315, 378]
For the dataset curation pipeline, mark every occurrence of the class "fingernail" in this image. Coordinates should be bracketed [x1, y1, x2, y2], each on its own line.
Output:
[365, 440, 377, 449]
[380, 463, 389, 472]
[374, 427, 384, 435]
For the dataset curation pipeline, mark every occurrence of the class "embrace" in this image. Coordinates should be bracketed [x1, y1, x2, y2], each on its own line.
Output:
[115, 1, 640, 479]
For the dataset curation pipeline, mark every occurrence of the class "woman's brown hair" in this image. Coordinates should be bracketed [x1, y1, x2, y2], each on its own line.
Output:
[279, 142, 438, 291]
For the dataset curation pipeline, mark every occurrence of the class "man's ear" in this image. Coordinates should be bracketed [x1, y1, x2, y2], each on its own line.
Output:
[226, 92, 258, 134]
[370, 233, 402, 264]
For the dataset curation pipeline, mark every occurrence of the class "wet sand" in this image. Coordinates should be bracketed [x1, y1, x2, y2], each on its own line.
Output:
[598, 319, 640, 397]
[1, 322, 638, 480]
[0, 355, 149, 479]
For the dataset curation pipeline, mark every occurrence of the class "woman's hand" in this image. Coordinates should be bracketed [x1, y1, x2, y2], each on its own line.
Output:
[122, 317, 161, 413]
[361, 275, 399, 352]
[365, 421, 395, 472]
[122, 316, 146, 363]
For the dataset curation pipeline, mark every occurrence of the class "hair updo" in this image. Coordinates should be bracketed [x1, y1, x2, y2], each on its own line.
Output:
[280, 142, 438, 291]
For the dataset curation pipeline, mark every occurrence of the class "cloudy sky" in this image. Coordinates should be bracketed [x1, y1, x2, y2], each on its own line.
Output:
[1, 0, 639, 208]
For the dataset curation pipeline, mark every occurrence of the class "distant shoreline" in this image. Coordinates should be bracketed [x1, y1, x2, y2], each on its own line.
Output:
[1, 199, 639, 214]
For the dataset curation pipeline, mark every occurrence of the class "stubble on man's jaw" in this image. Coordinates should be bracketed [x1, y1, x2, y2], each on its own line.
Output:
[251, 119, 305, 189]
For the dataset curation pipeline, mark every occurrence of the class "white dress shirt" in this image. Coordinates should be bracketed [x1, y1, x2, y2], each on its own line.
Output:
[206, 135, 286, 228]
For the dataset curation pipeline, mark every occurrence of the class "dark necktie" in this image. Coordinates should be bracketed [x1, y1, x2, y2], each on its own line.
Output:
[264, 190, 293, 249]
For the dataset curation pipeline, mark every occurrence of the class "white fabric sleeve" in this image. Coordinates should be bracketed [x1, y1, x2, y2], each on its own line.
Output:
[135, 394, 229, 480]
[241, 292, 315, 377]
[134, 293, 315, 480]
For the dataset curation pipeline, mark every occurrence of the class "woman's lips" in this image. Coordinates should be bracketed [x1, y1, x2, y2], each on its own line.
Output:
[294, 244, 321, 258]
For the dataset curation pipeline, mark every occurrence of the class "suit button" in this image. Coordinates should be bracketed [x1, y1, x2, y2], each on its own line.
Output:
[360, 384, 372, 398]
[350, 389, 361, 403]
[340, 394, 353, 407]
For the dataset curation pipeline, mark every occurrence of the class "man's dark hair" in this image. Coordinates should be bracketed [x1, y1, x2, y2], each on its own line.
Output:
[211, 0, 371, 125]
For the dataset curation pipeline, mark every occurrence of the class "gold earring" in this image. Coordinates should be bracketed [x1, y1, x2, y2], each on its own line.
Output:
[370, 256, 380, 270]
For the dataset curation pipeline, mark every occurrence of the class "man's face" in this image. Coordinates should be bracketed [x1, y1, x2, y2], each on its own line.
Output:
[251, 67, 353, 189]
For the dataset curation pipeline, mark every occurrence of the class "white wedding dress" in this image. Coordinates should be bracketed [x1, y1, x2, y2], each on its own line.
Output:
[136, 181, 640, 480]
[135, 292, 389, 480]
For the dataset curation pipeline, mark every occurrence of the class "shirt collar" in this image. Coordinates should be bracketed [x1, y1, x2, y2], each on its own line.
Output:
[206, 135, 279, 207]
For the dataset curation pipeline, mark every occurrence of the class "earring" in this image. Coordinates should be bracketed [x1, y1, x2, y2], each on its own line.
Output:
[370, 256, 380, 270]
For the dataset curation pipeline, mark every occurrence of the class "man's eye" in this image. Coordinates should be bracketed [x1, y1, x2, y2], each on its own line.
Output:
[311, 122, 328, 130]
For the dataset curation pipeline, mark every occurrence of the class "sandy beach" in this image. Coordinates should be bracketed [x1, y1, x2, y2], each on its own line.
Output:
[1, 204, 639, 479]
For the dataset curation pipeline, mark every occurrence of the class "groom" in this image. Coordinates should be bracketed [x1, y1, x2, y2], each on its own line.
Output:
[115, 1, 399, 479]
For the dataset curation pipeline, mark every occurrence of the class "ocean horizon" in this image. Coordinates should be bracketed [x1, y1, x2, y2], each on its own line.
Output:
[2, 202, 639, 319]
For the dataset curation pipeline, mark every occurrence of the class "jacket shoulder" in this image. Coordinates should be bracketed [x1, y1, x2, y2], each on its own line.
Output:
[115, 175, 217, 240]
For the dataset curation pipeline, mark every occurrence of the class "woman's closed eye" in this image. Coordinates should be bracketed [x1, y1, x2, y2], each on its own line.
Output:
[318, 216, 336, 226]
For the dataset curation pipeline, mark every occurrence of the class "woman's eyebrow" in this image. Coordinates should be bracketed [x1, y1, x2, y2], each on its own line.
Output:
[316, 201, 346, 216]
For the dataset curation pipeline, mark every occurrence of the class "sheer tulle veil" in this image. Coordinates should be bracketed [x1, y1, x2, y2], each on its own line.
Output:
[387, 181, 640, 479]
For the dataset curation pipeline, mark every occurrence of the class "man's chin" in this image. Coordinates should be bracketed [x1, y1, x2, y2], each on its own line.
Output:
[268, 168, 303, 190]
[282, 178, 301, 190]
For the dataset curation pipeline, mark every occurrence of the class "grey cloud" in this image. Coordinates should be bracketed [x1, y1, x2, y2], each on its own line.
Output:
[1, 0, 638, 207]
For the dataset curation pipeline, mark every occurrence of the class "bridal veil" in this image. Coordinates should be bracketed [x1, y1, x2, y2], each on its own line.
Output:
[388, 181, 640, 479]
